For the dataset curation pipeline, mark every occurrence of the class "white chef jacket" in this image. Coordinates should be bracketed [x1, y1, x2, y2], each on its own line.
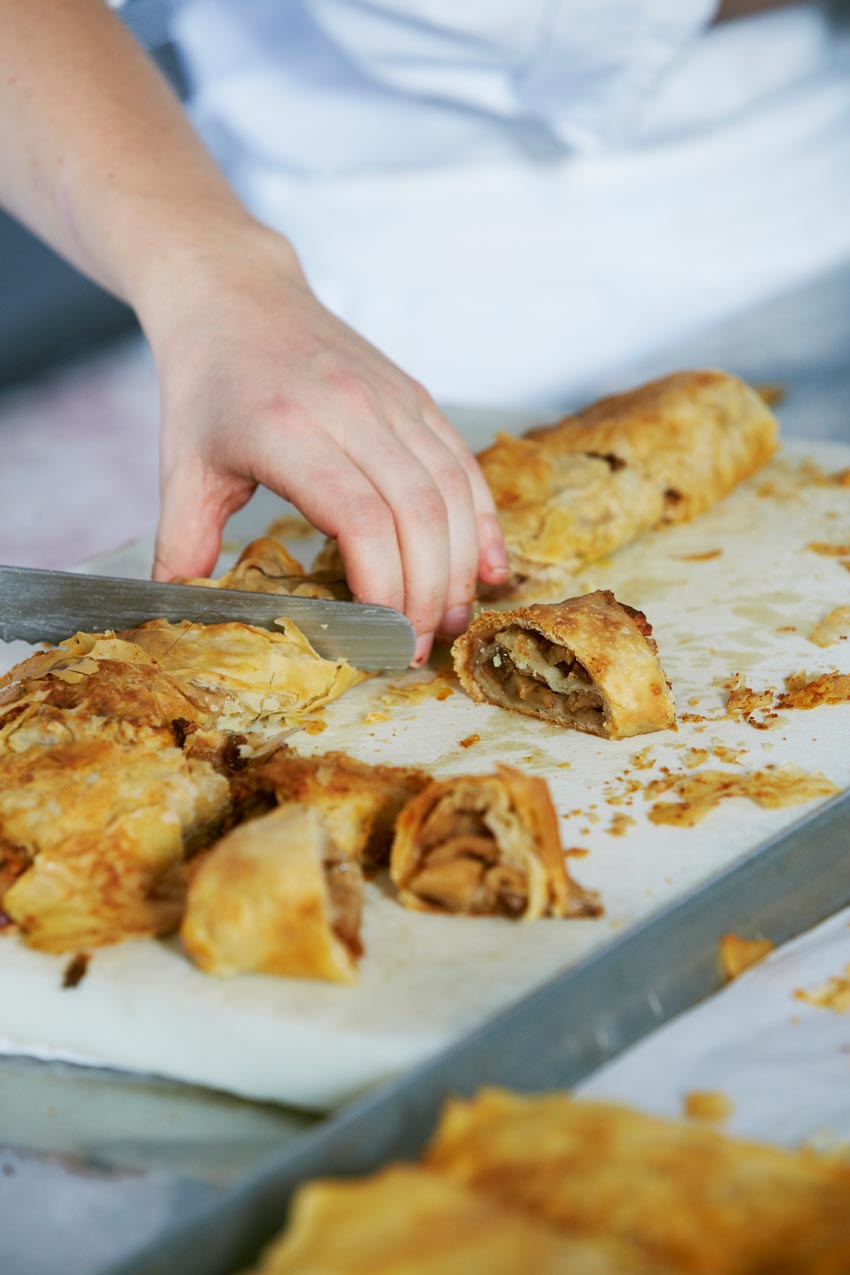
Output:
[162, 1, 850, 407]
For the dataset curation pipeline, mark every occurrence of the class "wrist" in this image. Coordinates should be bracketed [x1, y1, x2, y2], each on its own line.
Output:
[131, 215, 307, 353]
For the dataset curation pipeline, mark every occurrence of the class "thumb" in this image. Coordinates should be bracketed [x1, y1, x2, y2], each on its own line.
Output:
[153, 463, 243, 582]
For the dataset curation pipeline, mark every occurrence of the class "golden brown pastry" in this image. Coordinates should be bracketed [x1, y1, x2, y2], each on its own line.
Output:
[184, 536, 350, 601]
[452, 590, 675, 739]
[181, 804, 362, 982]
[246, 1164, 662, 1275]
[426, 1090, 850, 1275]
[389, 765, 598, 920]
[0, 738, 229, 951]
[116, 618, 366, 747]
[478, 370, 778, 592]
[235, 748, 430, 865]
[0, 635, 209, 755]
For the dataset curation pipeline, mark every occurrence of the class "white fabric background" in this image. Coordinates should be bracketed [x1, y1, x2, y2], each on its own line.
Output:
[164, 2, 850, 406]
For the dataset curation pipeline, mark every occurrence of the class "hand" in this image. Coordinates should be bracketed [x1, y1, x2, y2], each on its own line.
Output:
[144, 225, 508, 665]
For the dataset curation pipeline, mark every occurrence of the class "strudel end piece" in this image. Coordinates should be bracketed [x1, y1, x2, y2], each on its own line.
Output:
[181, 804, 363, 982]
[452, 590, 675, 739]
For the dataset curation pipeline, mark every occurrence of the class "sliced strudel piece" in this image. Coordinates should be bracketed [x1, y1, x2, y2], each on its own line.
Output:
[452, 590, 675, 739]
[181, 804, 362, 982]
[389, 765, 598, 920]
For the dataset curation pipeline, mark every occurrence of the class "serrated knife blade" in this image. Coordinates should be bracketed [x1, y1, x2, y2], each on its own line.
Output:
[0, 565, 416, 672]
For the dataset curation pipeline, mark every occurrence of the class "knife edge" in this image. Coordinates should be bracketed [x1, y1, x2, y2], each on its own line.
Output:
[0, 565, 415, 672]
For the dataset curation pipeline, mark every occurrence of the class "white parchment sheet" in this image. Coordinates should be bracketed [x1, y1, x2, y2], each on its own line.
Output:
[1, 424, 848, 1110]
[580, 903, 850, 1147]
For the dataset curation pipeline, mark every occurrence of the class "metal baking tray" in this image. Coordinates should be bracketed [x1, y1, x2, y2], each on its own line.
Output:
[96, 786, 850, 1275]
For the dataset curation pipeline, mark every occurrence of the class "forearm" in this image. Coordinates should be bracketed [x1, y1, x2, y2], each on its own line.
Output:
[0, 0, 286, 325]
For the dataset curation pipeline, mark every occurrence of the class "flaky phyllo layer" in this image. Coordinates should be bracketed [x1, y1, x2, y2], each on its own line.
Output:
[0, 619, 365, 955]
[453, 590, 675, 740]
[390, 766, 599, 921]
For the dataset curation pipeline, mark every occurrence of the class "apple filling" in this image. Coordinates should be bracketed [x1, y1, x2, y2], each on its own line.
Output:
[477, 627, 605, 731]
[405, 781, 539, 917]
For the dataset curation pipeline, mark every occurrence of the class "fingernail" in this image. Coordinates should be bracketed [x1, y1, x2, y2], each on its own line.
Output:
[484, 544, 509, 578]
[441, 605, 472, 637]
[412, 632, 434, 667]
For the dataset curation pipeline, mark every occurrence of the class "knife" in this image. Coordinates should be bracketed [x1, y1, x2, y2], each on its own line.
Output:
[0, 565, 416, 673]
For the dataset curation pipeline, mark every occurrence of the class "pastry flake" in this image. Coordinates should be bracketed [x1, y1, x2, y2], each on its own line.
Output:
[795, 964, 850, 1013]
[181, 804, 362, 983]
[389, 765, 599, 920]
[646, 765, 838, 827]
[246, 1164, 660, 1275]
[809, 606, 850, 649]
[477, 370, 777, 592]
[0, 738, 229, 952]
[425, 1090, 850, 1274]
[452, 590, 675, 739]
[119, 618, 365, 745]
[235, 748, 429, 865]
[718, 932, 774, 981]
[184, 535, 350, 601]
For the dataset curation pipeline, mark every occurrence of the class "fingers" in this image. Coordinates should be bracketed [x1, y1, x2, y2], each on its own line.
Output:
[253, 425, 406, 618]
[417, 399, 510, 587]
[391, 418, 479, 637]
[154, 462, 232, 581]
[335, 422, 453, 663]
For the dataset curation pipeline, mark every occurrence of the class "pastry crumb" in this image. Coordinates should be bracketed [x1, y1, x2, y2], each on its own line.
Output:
[677, 549, 722, 562]
[795, 965, 850, 1013]
[459, 733, 481, 749]
[364, 711, 392, 725]
[809, 607, 850, 650]
[607, 812, 635, 837]
[726, 674, 776, 727]
[807, 542, 850, 557]
[62, 952, 90, 990]
[719, 933, 774, 981]
[647, 766, 837, 828]
[683, 1090, 735, 1124]
[756, 382, 785, 407]
[684, 747, 709, 769]
[778, 670, 850, 710]
[302, 718, 328, 735]
[382, 676, 456, 706]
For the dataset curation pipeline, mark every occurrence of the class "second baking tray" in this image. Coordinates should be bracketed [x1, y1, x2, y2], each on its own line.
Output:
[108, 785, 850, 1275]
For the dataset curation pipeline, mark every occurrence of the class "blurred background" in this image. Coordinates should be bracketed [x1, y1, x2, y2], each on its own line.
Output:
[2, 1, 849, 571]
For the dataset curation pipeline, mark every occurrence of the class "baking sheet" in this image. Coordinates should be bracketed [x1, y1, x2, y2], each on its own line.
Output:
[1, 419, 848, 1110]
